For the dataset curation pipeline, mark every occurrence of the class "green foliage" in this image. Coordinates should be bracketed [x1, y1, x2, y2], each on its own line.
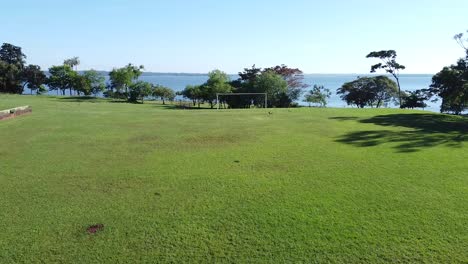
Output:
[0, 43, 26, 66]
[366, 50, 405, 106]
[128, 81, 152, 103]
[233, 65, 307, 108]
[401, 90, 428, 109]
[178, 70, 233, 109]
[80, 70, 106, 96]
[0, 60, 23, 94]
[179, 85, 204, 107]
[0, 43, 26, 94]
[63, 57, 80, 71]
[428, 57, 468, 114]
[203, 70, 233, 108]
[108, 64, 144, 96]
[22, 65, 46, 94]
[337, 76, 398, 108]
[264, 64, 308, 101]
[153, 85, 175, 105]
[46, 65, 78, 96]
[255, 70, 289, 107]
[37, 85, 47, 95]
[304, 85, 331, 107]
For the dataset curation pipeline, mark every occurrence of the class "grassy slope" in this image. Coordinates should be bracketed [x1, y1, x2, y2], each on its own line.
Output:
[0, 94, 467, 263]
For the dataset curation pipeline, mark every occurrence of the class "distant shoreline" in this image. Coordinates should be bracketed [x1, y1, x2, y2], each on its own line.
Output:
[43, 71, 435, 77]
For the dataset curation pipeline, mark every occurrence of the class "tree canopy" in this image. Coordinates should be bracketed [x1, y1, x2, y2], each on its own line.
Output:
[401, 89, 428, 109]
[366, 50, 405, 106]
[64, 57, 80, 71]
[128, 81, 153, 103]
[153, 85, 176, 105]
[109, 64, 144, 95]
[81, 70, 106, 96]
[304, 85, 331, 107]
[255, 70, 289, 107]
[46, 65, 77, 95]
[427, 57, 468, 114]
[337, 76, 399, 108]
[22, 65, 47, 94]
[0, 43, 29, 93]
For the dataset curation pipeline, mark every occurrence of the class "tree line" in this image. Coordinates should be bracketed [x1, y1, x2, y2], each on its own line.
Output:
[0, 45, 176, 104]
[179, 65, 308, 108]
[1, 29, 467, 113]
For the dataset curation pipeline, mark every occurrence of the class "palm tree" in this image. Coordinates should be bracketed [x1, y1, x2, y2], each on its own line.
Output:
[64, 57, 80, 71]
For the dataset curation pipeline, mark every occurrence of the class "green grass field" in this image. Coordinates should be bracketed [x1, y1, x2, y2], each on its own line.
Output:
[0, 94, 467, 263]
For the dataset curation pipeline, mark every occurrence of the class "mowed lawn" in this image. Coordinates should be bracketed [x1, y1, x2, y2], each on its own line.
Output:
[0, 94, 467, 263]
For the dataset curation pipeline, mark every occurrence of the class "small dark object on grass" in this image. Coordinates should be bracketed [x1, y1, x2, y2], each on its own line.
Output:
[234, 160, 240, 163]
[154, 192, 161, 196]
[268, 112, 273, 115]
[87, 224, 104, 234]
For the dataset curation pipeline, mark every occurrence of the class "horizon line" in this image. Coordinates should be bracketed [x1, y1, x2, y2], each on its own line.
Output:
[70, 70, 436, 76]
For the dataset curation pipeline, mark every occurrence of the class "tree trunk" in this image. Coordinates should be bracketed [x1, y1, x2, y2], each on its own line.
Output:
[395, 77, 402, 108]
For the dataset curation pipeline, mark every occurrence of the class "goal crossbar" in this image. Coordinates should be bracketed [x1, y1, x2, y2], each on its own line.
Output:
[216, 93, 267, 109]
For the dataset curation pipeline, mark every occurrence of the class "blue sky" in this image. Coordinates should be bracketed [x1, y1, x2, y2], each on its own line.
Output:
[2, 0, 468, 73]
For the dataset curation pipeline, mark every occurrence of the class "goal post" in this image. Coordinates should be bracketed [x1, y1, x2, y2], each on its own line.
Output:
[216, 93, 268, 110]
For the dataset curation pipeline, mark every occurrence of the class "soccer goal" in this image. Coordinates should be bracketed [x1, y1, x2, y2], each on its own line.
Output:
[216, 93, 268, 109]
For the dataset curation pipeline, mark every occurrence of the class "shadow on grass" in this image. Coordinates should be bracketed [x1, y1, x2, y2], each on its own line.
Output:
[57, 97, 139, 104]
[57, 96, 108, 103]
[332, 113, 468, 152]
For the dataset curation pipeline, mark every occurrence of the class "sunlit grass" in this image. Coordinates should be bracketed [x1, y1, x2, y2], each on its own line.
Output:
[0, 94, 467, 263]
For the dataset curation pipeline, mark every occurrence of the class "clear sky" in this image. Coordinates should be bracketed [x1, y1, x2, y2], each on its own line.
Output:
[2, 0, 468, 73]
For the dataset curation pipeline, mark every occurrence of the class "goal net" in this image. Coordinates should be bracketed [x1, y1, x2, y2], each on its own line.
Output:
[216, 93, 268, 109]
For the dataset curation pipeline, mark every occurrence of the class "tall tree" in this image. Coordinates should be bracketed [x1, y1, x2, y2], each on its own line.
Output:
[22, 65, 46, 94]
[238, 64, 262, 83]
[153, 85, 175, 105]
[428, 59, 468, 115]
[0, 61, 22, 93]
[255, 71, 289, 107]
[304, 85, 331, 107]
[426, 31, 468, 114]
[203, 70, 233, 108]
[47, 65, 77, 96]
[401, 90, 428, 109]
[454, 30, 468, 51]
[264, 65, 309, 101]
[128, 81, 152, 103]
[366, 50, 405, 106]
[179, 85, 203, 107]
[64, 57, 80, 71]
[235, 64, 307, 107]
[0, 43, 26, 93]
[83, 70, 106, 96]
[337, 76, 398, 108]
[109, 64, 144, 95]
[0, 43, 26, 66]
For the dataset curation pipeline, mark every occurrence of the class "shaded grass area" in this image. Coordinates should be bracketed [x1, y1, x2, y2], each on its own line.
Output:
[0, 94, 467, 263]
[333, 114, 468, 152]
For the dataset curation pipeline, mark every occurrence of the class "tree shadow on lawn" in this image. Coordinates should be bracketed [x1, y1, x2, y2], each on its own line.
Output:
[57, 96, 105, 103]
[331, 114, 468, 152]
[57, 97, 140, 104]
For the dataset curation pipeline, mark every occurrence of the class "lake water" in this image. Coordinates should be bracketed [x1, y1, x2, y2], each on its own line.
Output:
[32, 73, 439, 112]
